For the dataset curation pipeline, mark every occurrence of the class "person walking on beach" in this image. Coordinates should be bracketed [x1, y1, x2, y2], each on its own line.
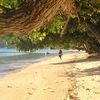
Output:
[59, 49, 62, 60]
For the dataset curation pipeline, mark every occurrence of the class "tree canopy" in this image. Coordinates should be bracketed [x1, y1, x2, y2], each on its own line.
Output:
[0, 0, 100, 54]
[0, 0, 76, 34]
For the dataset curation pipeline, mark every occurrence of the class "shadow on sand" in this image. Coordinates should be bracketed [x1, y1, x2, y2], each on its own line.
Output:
[64, 66, 100, 78]
[50, 55, 100, 65]
[51, 55, 100, 77]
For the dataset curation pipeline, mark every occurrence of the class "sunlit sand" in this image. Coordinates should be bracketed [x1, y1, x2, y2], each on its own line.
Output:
[0, 52, 100, 100]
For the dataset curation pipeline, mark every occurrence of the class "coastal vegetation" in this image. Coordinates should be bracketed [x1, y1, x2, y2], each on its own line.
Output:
[0, 0, 100, 54]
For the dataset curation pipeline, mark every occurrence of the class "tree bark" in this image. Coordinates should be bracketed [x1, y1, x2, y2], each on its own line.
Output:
[85, 21, 100, 44]
[0, 0, 76, 34]
[60, 16, 71, 37]
[85, 40, 100, 54]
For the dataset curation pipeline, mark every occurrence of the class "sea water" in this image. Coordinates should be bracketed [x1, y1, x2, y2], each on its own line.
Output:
[0, 48, 79, 76]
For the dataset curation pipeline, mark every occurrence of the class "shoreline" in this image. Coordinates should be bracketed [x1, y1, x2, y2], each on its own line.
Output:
[0, 52, 78, 100]
[0, 51, 79, 77]
[0, 55, 55, 77]
[0, 52, 99, 100]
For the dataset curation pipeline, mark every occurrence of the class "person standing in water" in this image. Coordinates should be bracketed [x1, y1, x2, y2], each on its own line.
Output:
[59, 49, 62, 60]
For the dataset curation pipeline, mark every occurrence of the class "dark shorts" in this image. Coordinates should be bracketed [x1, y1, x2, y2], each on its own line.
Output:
[59, 54, 62, 58]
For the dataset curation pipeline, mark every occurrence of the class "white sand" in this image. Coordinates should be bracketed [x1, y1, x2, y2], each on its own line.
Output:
[65, 53, 100, 100]
[0, 52, 100, 100]
[73, 55, 100, 100]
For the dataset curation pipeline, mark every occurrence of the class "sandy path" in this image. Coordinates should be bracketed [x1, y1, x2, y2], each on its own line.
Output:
[65, 53, 100, 100]
[75, 58, 100, 100]
[0, 53, 76, 100]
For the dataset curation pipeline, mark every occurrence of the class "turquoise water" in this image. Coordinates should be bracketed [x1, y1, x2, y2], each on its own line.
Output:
[0, 48, 26, 57]
[0, 48, 79, 76]
[0, 53, 52, 76]
[0, 48, 56, 76]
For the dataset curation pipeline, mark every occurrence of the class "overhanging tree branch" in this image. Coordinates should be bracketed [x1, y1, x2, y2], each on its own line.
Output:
[85, 21, 100, 44]
[0, 0, 76, 34]
[60, 15, 71, 37]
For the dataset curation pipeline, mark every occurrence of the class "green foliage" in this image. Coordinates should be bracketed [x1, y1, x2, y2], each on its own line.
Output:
[31, 29, 46, 41]
[0, 32, 46, 52]
[76, 0, 100, 24]
[0, 0, 23, 10]
[0, 8, 3, 14]
[43, 13, 67, 34]
[0, 0, 99, 53]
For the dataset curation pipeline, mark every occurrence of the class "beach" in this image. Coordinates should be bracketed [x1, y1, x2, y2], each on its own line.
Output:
[0, 52, 100, 100]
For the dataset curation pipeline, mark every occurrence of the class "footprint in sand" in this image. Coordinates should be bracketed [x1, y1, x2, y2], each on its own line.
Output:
[30, 82, 33, 84]
[50, 90, 55, 92]
[35, 72, 37, 74]
[47, 87, 51, 90]
[81, 86, 85, 89]
[27, 92, 33, 95]
[86, 88, 91, 91]
[43, 87, 51, 90]
[7, 86, 12, 88]
[32, 88, 36, 90]
[27, 88, 36, 90]
[91, 79, 95, 81]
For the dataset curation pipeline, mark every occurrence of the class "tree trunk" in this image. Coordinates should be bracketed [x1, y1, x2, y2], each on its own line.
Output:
[85, 41, 100, 54]
[60, 16, 71, 37]
[0, 0, 76, 34]
[85, 21, 100, 44]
